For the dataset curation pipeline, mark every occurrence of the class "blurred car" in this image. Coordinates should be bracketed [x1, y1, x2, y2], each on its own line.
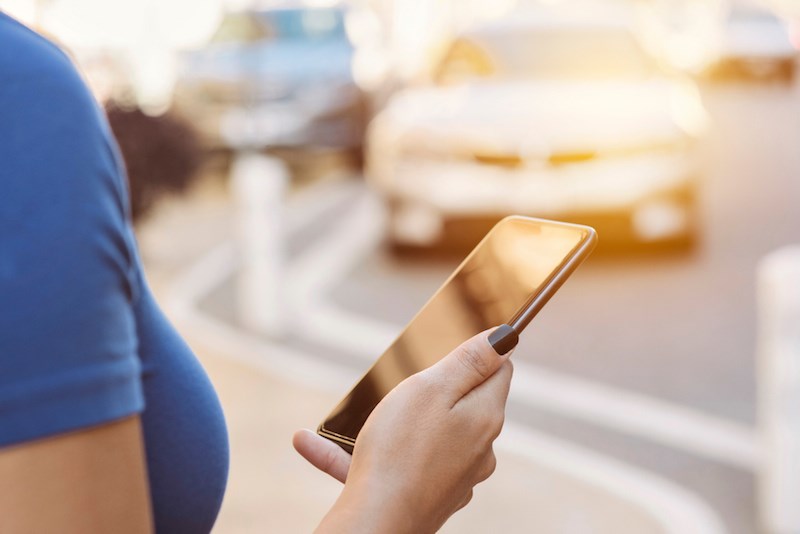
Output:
[367, 13, 708, 252]
[173, 6, 366, 153]
[705, 5, 797, 83]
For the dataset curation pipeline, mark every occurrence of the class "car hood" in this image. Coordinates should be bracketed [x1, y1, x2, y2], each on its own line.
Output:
[378, 80, 700, 159]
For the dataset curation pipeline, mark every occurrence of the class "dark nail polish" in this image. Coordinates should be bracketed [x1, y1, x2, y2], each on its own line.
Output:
[489, 324, 518, 355]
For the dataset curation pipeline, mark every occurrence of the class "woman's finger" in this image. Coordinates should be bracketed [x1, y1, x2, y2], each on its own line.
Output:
[428, 327, 516, 404]
[292, 429, 351, 484]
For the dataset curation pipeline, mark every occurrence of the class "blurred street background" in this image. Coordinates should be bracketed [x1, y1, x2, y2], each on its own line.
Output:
[4, 0, 800, 532]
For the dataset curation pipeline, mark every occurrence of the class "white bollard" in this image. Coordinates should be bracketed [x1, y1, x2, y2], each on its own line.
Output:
[230, 151, 289, 338]
[758, 245, 800, 534]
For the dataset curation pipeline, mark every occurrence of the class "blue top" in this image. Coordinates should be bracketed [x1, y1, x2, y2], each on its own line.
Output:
[0, 13, 229, 533]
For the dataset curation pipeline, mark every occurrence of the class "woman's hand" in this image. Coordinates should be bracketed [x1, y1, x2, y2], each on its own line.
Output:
[294, 328, 514, 533]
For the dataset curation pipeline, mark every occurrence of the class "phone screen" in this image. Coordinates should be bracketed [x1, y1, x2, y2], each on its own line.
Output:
[319, 217, 595, 449]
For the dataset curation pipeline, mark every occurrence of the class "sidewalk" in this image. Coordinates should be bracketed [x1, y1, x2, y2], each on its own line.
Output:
[137, 171, 667, 533]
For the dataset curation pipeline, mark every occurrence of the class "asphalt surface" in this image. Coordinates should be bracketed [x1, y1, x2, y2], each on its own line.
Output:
[332, 82, 800, 425]
[197, 81, 800, 533]
[332, 82, 800, 534]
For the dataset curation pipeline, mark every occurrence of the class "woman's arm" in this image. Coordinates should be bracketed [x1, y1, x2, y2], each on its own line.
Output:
[0, 416, 153, 533]
[295, 329, 514, 533]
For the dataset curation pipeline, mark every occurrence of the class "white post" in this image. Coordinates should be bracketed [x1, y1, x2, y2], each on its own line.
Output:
[230, 151, 289, 338]
[758, 245, 800, 534]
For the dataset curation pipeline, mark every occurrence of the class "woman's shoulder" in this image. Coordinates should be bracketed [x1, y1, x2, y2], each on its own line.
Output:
[0, 12, 138, 308]
[0, 13, 86, 93]
[0, 13, 112, 158]
[0, 13, 128, 215]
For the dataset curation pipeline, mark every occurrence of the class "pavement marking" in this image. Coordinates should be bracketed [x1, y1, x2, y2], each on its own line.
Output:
[170, 300, 359, 393]
[162, 239, 753, 476]
[286, 176, 364, 233]
[510, 362, 759, 471]
[285, 192, 400, 356]
[162, 241, 358, 393]
[164, 241, 237, 317]
[164, 175, 365, 331]
[161, 179, 731, 533]
[163, 239, 727, 534]
[162, 177, 368, 391]
[204, 177, 755, 472]
[498, 423, 727, 534]
[281, 187, 759, 473]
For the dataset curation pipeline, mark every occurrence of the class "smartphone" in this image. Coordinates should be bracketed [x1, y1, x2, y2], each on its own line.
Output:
[317, 216, 597, 453]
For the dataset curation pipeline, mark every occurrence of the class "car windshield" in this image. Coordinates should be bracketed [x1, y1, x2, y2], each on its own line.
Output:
[437, 26, 655, 84]
[211, 8, 346, 44]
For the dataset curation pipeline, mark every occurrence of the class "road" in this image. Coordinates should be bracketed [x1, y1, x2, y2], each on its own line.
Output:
[193, 82, 800, 533]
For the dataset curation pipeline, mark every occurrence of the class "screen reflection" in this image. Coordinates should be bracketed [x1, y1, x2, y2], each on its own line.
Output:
[321, 217, 591, 447]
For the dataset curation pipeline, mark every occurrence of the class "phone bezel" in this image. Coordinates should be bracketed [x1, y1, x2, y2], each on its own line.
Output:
[317, 216, 597, 452]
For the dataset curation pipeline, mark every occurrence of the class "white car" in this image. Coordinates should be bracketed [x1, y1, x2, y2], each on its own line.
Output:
[367, 14, 708, 251]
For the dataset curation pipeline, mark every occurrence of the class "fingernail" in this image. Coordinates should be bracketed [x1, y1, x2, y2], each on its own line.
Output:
[489, 324, 519, 355]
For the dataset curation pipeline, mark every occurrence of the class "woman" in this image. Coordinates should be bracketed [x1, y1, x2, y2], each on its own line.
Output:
[0, 12, 513, 533]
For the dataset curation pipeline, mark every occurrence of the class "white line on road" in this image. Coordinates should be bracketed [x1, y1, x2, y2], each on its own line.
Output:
[170, 282, 726, 534]
[162, 242, 359, 392]
[163, 235, 728, 534]
[510, 362, 759, 471]
[162, 178, 734, 534]
[285, 191, 401, 355]
[498, 423, 727, 534]
[167, 239, 757, 474]
[171, 301, 359, 393]
[282, 186, 759, 472]
[285, 176, 363, 235]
